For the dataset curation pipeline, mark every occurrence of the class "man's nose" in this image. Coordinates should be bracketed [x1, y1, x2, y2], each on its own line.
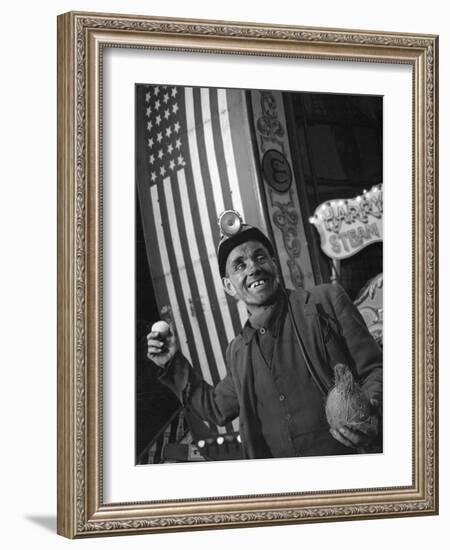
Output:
[246, 258, 262, 275]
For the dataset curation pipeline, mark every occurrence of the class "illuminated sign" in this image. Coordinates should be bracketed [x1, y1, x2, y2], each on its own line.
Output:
[309, 184, 383, 260]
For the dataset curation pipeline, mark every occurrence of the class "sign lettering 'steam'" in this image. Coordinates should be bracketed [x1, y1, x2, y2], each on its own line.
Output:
[309, 185, 383, 260]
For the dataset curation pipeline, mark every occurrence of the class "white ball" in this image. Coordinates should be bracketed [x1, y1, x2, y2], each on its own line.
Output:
[151, 320, 170, 338]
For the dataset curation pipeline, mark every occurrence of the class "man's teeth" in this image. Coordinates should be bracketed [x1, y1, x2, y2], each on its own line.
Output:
[249, 280, 266, 289]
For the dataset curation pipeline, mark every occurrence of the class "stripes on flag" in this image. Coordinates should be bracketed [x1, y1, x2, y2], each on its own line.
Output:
[136, 84, 262, 434]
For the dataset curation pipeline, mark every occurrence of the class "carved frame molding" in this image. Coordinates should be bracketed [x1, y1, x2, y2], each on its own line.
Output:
[57, 11, 438, 538]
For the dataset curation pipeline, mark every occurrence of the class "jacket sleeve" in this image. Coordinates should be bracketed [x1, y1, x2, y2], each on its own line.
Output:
[157, 351, 239, 426]
[326, 284, 383, 406]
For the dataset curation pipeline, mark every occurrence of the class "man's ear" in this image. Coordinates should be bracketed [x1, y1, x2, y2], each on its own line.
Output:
[222, 276, 237, 298]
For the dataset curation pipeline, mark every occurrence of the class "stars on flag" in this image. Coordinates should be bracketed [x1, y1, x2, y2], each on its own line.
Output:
[144, 84, 186, 184]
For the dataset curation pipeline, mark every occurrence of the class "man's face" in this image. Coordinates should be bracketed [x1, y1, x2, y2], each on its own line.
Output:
[222, 240, 279, 308]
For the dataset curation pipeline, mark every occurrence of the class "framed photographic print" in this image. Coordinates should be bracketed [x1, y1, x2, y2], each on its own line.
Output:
[57, 11, 438, 538]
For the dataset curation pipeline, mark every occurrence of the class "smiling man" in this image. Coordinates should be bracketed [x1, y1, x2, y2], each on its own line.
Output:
[222, 241, 279, 307]
[147, 212, 382, 460]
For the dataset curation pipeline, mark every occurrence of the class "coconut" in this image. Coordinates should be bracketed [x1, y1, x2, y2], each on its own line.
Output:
[325, 363, 372, 430]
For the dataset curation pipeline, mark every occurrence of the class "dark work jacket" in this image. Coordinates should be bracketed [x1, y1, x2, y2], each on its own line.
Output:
[159, 284, 382, 459]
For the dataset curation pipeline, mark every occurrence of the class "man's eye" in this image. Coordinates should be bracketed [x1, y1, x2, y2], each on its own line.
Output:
[234, 262, 245, 271]
[256, 255, 266, 262]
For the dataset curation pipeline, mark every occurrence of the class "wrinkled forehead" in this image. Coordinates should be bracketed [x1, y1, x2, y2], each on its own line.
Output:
[225, 240, 271, 266]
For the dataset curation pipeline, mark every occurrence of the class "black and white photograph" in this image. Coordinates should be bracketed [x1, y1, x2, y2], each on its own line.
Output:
[135, 84, 384, 465]
[53, 7, 437, 540]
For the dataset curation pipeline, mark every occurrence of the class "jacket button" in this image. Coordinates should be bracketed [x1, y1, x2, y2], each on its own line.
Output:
[259, 327, 266, 335]
[279, 394, 285, 401]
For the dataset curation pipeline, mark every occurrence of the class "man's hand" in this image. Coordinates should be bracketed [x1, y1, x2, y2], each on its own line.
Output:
[146, 322, 178, 368]
[329, 399, 381, 452]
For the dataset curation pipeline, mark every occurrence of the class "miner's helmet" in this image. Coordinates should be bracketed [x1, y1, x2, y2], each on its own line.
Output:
[217, 210, 275, 278]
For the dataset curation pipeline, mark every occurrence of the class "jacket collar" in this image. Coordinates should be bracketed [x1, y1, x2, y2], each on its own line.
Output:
[241, 290, 287, 345]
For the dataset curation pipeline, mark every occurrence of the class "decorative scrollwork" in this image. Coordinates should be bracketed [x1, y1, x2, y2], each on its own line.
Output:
[272, 204, 303, 288]
[255, 92, 285, 152]
[79, 16, 433, 50]
[75, 16, 88, 532]
[81, 496, 435, 533]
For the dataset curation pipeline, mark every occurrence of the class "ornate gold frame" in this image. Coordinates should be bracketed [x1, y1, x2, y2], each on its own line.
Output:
[57, 11, 439, 538]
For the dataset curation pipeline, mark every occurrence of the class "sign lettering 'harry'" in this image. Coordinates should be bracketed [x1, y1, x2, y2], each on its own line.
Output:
[309, 185, 383, 260]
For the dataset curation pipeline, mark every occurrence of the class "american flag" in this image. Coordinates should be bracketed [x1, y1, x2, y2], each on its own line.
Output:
[136, 84, 267, 433]
[145, 85, 186, 184]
